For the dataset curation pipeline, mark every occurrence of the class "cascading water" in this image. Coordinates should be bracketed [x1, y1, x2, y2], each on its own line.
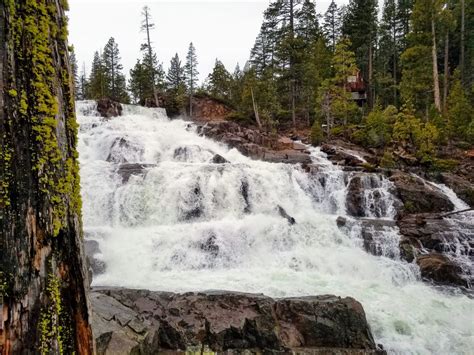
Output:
[77, 101, 473, 354]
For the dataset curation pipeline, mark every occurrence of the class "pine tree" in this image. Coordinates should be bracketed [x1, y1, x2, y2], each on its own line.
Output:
[78, 63, 88, 100]
[400, 0, 445, 113]
[295, 0, 320, 41]
[185, 42, 199, 116]
[167, 53, 186, 90]
[317, 37, 359, 130]
[342, 0, 378, 107]
[323, 0, 342, 52]
[445, 72, 473, 142]
[87, 51, 106, 99]
[207, 59, 233, 101]
[377, 0, 400, 106]
[69, 49, 80, 100]
[102, 37, 129, 102]
[141, 6, 160, 106]
[129, 60, 148, 104]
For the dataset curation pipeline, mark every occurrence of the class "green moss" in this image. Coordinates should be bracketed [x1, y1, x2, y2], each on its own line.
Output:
[7, 89, 18, 97]
[5, 0, 82, 237]
[39, 273, 64, 354]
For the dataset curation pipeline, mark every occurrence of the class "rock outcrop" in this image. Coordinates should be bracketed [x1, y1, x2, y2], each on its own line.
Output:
[431, 173, 473, 207]
[390, 172, 454, 214]
[416, 254, 467, 287]
[97, 98, 123, 118]
[397, 213, 473, 287]
[191, 94, 233, 121]
[91, 288, 384, 354]
[198, 121, 312, 165]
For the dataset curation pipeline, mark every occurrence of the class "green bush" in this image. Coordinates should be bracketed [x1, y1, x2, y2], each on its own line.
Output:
[310, 120, 324, 146]
[380, 151, 397, 169]
[430, 158, 459, 172]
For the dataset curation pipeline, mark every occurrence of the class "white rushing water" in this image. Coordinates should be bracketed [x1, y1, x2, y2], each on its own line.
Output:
[77, 101, 474, 355]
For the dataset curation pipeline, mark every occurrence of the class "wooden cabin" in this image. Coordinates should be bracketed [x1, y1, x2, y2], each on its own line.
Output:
[345, 70, 367, 106]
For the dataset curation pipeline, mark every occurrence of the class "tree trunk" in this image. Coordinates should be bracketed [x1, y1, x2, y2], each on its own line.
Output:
[189, 62, 193, 117]
[251, 88, 262, 130]
[145, 10, 159, 107]
[0, 1, 93, 354]
[431, 17, 441, 112]
[443, 32, 449, 112]
[290, 0, 296, 128]
[368, 44, 373, 109]
[460, 0, 465, 83]
[393, 19, 398, 106]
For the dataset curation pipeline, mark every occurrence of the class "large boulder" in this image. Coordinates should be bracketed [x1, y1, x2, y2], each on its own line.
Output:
[91, 288, 385, 354]
[390, 172, 454, 214]
[417, 254, 468, 287]
[97, 98, 123, 118]
[397, 213, 473, 288]
[117, 163, 156, 183]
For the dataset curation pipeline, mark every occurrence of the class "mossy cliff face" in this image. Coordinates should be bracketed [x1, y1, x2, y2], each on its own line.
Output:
[0, 1, 93, 353]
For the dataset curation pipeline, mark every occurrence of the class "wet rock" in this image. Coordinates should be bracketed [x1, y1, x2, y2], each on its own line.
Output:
[336, 216, 347, 227]
[197, 121, 311, 165]
[337, 218, 398, 259]
[181, 186, 203, 221]
[211, 154, 229, 164]
[346, 175, 365, 217]
[390, 172, 454, 214]
[117, 163, 155, 183]
[263, 150, 312, 165]
[417, 254, 468, 287]
[84, 239, 106, 277]
[97, 98, 123, 118]
[321, 141, 375, 167]
[106, 137, 144, 164]
[278, 205, 296, 225]
[200, 235, 219, 258]
[359, 219, 398, 258]
[240, 180, 251, 213]
[437, 173, 474, 207]
[398, 213, 473, 287]
[91, 288, 383, 354]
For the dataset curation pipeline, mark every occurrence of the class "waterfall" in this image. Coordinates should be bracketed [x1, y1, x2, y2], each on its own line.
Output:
[77, 101, 473, 355]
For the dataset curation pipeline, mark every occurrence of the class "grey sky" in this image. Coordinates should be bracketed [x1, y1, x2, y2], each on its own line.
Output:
[69, 0, 348, 83]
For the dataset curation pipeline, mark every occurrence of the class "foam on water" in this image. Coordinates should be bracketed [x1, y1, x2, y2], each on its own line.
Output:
[77, 101, 474, 354]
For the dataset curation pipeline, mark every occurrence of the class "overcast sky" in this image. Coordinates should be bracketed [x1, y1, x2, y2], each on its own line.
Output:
[69, 0, 348, 83]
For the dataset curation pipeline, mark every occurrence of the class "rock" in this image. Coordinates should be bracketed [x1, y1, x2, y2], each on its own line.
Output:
[398, 213, 473, 287]
[346, 175, 365, 217]
[197, 121, 311, 165]
[84, 239, 106, 277]
[180, 186, 203, 221]
[211, 154, 229, 164]
[278, 205, 296, 225]
[240, 180, 251, 213]
[321, 143, 373, 167]
[263, 150, 312, 165]
[91, 288, 384, 354]
[191, 94, 233, 121]
[117, 163, 155, 183]
[97, 98, 123, 118]
[106, 137, 144, 164]
[390, 172, 454, 214]
[417, 254, 468, 287]
[336, 216, 347, 227]
[438, 173, 474, 207]
[337, 218, 399, 259]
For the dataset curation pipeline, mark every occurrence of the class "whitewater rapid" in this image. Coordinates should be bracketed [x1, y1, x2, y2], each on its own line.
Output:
[77, 101, 474, 354]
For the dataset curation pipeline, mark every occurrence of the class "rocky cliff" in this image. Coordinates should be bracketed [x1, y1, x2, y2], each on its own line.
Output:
[0, 1, 93, 353]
